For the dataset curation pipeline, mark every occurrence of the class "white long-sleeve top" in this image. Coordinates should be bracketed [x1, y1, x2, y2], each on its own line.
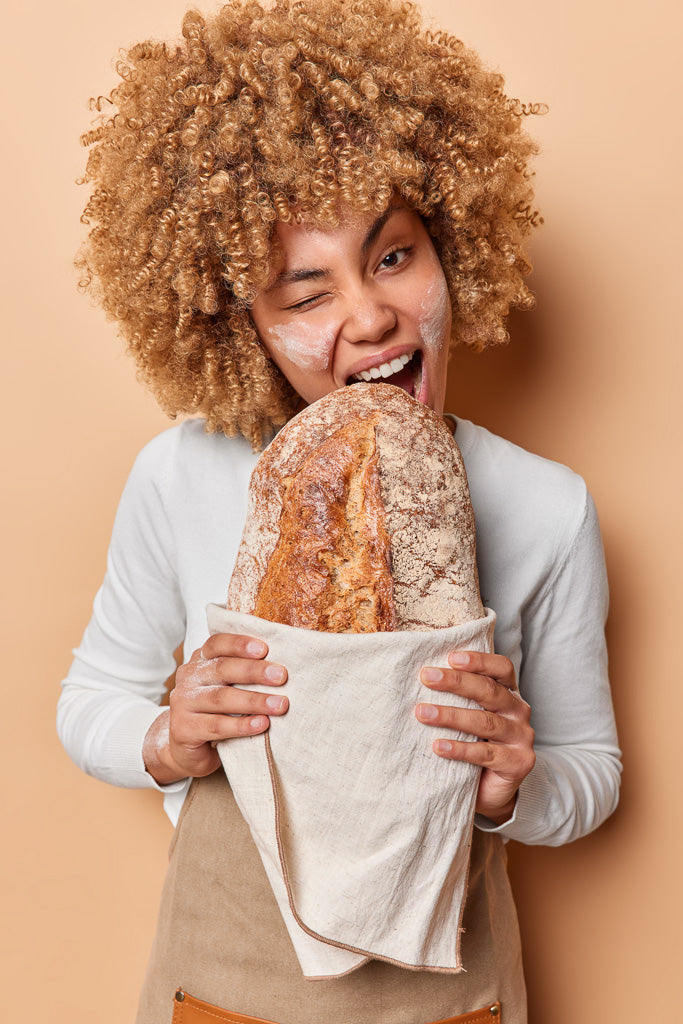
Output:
[57, 416, 621, 844]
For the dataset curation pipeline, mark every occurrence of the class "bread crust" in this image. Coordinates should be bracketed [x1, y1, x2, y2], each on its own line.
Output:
[252, 414, 397, 632]
[227, 382, 483, 631]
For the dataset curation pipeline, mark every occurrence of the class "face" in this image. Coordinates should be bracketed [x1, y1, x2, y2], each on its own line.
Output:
[250, 200, 452, 415]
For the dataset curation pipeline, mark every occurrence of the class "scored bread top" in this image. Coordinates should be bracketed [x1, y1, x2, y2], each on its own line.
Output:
[252, 414, 397, 632]
[227, 382, 483, 631]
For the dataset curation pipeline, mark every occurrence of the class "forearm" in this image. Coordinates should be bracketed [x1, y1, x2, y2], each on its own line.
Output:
[57, 678, 175, 789]
[475, 744, 622, 846]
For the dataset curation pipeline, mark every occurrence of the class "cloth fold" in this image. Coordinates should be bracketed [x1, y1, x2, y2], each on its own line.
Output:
[209, 605, 496, 979]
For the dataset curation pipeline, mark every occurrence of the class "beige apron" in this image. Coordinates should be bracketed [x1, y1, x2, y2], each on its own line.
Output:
[136, 771, 527, 1024]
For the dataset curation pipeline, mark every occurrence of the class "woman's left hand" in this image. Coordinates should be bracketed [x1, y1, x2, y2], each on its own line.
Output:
[416, 651, 536, 825]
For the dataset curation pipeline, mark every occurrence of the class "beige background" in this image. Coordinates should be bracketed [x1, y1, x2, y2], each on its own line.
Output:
[1, 0, 680, 1020]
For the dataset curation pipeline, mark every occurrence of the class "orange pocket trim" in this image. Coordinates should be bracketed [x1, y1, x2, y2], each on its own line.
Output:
[171, 988, 502, 1024]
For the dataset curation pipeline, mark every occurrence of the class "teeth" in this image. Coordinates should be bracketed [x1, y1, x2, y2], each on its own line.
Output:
[352, 351, 413, 383]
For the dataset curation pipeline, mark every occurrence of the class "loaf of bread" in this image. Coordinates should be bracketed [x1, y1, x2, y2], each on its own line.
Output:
[226, 382, 483, 631]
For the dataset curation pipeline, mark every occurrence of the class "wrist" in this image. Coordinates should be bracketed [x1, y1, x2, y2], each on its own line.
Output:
[142, 711, 187, 786]
[477, 791, 518, 827]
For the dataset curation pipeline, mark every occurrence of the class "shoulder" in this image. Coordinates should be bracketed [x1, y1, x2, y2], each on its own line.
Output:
[454, 417, 595, 573]
[128, 419, 258, 496]
[132, 418, 255, 469]
[113, 419, 261, 560]
[455, 418, 588, 504]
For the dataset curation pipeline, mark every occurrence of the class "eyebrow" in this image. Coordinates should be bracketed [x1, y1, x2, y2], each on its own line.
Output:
[268, 205, 401, 291]
[361, 204, 396, 256]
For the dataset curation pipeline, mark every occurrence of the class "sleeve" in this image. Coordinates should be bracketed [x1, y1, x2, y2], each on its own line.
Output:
[56, 432, 189, 792]
[476, 491, 622, 846]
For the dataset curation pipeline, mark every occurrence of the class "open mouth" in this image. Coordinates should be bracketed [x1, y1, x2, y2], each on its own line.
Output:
[349, 350, 423, 399]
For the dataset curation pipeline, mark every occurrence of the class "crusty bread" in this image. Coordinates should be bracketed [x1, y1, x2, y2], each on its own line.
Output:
[251, 412, 397, 632]
[227, 382, 483, 631]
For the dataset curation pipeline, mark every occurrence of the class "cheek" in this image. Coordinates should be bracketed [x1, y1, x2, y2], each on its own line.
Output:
[267, 319, 335, 373]
[418, 273, 451, 354]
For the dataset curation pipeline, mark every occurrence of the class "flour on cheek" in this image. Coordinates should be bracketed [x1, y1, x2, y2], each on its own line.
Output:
[269, 320, 336, 372]
[418, 274, 450, 353]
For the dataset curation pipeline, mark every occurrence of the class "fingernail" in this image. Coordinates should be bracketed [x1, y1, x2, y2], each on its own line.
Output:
[247, 640, 267, 657]
[418, 703, 438, 721]
[266, 696, 287, 712]
[421, 668, 443, 683]
[434, 739, 452, 754]
[449, 652, 469, 667]
[264, 664, 285, 683]
[250, 716, 268, 730]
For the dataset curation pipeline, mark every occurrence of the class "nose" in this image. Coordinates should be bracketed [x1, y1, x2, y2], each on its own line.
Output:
[341, 290, 397, 346]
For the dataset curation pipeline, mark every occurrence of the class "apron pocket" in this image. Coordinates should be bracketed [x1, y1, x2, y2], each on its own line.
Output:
[172, 988, 502, 1024]
[428, 1001, 502, 1023]
[172, 988, 280, 1023]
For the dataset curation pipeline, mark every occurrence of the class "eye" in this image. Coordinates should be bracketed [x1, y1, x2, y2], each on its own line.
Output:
[286, 292, 327, 311]
[379, 245, 412, 270]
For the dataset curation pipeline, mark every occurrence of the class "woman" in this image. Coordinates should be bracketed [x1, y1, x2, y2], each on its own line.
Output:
[59, 1, 621, 1021]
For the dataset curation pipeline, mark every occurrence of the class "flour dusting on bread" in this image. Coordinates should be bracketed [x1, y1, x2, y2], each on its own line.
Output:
[227, 383, 483, 631]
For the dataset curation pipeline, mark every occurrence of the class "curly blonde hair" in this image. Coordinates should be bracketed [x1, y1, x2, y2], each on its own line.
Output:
[78, 0, 542, 446]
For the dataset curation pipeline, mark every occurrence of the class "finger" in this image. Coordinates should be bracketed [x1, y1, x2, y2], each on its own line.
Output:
[415, 703, 515, 742]
[432, 737, 536, 780]
[176, 711, 273, 746]
[210, 656, 288, 688]
[199, 633, 270, 662]
[447, 650, 516, 689]
[182, 655, 287, 691]
[173, 684, 289, 719]
[420, 667, 521, 714]
[209, 713, 272, 740]
[434, 737, 499, 766]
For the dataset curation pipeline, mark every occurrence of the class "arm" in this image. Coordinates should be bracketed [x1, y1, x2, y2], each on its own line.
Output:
[57, 435, 187, 789]
[57, 432, 288, 792]
[416, 492, 621, 845]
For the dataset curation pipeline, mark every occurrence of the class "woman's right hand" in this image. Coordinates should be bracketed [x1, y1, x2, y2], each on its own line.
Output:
[142, 633, 288, 785]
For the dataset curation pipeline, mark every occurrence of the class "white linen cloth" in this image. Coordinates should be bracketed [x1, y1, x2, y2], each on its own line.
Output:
[209, 604, 496, 979]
